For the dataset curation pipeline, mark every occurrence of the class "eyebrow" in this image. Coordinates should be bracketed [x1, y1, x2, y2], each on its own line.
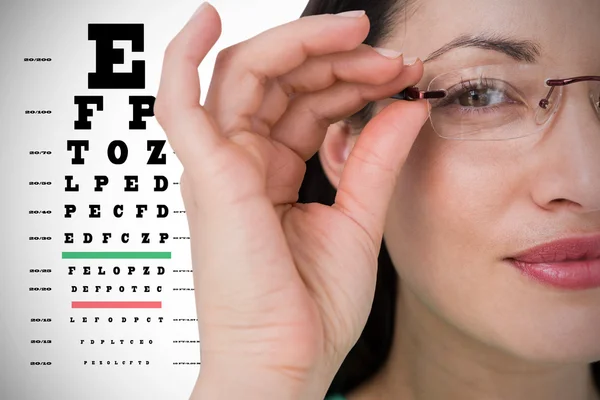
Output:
[422, 33, 542, 63]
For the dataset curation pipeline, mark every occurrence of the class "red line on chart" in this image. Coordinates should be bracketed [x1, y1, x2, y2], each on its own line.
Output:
[71, 301, 162, 309]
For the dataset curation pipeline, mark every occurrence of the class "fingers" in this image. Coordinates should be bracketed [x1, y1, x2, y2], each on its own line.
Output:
[203, 12, 371, 135]
[333, 99, 430, 248]
[276, 44, 406, 94]
[248, 44, 408, 136]
[270, 62, 424, 160]
[154, 2, 223, 173]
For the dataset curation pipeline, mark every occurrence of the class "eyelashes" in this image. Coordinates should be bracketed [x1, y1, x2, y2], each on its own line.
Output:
[432, 76, 517, 111]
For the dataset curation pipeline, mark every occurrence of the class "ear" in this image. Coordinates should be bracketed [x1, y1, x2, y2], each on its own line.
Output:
[319, 120, 357, 190]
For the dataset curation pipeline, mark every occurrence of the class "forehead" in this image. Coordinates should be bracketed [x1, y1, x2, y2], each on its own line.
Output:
[384, 0, 599, 68]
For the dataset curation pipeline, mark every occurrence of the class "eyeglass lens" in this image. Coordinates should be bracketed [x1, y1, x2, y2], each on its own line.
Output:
[423, 64, 600, 141]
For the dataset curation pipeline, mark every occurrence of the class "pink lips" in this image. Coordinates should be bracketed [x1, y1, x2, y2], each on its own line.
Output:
[506, 234, 600, 290]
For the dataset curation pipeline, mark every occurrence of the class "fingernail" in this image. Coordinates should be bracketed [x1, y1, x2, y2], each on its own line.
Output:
[403, 56, 419, 66]
[191, 2, 209, 19]
[335, 10, 366, 18]
[373, 47, 403, 59]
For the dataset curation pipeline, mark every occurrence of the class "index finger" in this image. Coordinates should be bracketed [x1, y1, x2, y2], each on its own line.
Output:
[154, 2, 223, 168]
[204, 10, 371, 135]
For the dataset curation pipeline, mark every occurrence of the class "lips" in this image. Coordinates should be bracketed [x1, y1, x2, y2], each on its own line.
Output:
[509, 235, 600, 263]
[506, 234, 600, 290]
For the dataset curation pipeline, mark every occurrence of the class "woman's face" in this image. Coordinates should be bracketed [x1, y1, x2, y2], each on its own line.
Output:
[378, 0, 600, 363]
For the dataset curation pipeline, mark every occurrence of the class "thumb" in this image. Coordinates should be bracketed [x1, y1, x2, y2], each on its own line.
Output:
[332, 99, 429, 247]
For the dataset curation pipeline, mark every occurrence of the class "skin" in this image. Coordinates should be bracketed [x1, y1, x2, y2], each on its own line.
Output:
[320, 0, 600, 399]
[156, 1, 599, 399]
[157, 5, 428, 400]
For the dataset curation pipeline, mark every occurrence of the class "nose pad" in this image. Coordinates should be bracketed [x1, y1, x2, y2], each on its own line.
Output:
[534, 85, 562, 125]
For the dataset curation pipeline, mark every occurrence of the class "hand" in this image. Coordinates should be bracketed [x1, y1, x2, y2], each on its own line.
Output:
[155, 3, 429, 399]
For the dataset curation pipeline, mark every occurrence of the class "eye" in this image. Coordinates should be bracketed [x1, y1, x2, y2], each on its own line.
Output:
[430, 75, 527, 114]
[432, 78, 518, 110]
[457, 87, 505, 107]
[453, 78, 513, 108]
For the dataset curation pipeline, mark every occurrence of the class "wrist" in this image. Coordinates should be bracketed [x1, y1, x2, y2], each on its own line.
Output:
[190, 367, 306, 400]
[189, 351, 342, 400]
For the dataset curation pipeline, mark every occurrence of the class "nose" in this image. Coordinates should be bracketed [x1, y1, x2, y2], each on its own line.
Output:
[529, 89, 600, 214]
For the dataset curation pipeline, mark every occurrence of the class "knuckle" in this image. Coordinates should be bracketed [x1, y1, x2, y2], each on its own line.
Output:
[352, 85, 372, 106]
[214, 45, 237, 70]
[352, 144, 395, 175]
[275, 75, 295, 96]
[179, 171, 188, 195]
[334, 187, 380, 247]
[303, 104, 331, 130]
[152, 99, 170, 125]
[179, 171, 199, 209]
[163, 37, 180, 59]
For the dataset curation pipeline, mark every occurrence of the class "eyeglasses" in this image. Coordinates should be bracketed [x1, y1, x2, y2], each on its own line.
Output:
[392, 63, 600, 141]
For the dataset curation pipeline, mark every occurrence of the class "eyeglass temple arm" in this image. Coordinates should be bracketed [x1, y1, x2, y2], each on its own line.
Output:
[391, 87, 447, 101]
[540, 76, 600, 109]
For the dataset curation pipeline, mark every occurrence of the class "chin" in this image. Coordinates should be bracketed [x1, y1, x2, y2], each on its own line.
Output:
[491, 308, 600, 364]
[476, 259, 600, 364]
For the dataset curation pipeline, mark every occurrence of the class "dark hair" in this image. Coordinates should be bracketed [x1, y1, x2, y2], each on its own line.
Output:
[296, 0, 600, 397]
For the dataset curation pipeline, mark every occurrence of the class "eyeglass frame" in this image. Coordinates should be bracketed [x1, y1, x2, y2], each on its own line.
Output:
[391, 74, 600, 118]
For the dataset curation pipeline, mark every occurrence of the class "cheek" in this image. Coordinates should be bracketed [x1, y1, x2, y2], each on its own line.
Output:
[387, 126, 520, 265]
[383, 127, 600, 363]
[384, 129, 523, 348]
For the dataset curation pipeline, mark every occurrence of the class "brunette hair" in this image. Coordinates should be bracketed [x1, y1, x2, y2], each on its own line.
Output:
[296, 0, 600, 397]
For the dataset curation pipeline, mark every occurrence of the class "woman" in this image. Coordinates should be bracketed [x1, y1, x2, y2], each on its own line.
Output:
[155, 0, 600, 398]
